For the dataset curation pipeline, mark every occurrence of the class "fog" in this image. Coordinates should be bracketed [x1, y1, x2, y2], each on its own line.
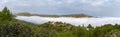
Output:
[15, 16, 120, 27]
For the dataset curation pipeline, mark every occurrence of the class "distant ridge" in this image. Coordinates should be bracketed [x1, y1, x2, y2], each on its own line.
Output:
[14, 12, 93, 18]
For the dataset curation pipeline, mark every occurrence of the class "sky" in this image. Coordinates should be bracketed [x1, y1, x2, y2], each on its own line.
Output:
[0, 0, 120, 17]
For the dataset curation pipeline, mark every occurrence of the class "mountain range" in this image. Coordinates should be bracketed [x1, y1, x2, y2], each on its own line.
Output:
[14, 12, 93, 18]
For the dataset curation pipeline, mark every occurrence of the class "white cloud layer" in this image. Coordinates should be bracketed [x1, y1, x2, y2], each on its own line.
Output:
[15, 16, 120, 27]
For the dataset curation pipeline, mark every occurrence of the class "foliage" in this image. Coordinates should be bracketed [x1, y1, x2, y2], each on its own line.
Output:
[0, 7, 13, 22]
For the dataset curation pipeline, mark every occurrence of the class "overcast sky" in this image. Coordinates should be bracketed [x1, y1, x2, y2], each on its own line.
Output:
[0, 0, 120, 17]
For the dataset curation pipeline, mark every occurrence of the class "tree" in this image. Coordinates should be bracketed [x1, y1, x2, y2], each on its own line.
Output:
[87, 24, 94, 37]
[87, 24, 94, 30]
[0, 7, 13, 21]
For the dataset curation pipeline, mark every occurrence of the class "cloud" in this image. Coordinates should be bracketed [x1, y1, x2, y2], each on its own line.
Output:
[0, 0, 120, 17]
[2, 0, 9, 3]
[80, 0, 110, 6]
[15, 16, 120, 27]
[1, 0, 8, 4]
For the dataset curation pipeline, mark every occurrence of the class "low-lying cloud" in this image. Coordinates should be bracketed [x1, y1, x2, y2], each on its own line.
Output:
[15, 16, 120, 27]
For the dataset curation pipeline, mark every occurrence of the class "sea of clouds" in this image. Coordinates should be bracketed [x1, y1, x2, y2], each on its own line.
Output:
[15, 16, 120, 27]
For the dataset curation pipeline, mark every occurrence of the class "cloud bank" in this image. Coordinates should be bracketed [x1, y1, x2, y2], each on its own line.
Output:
[15, 16, 120, 27]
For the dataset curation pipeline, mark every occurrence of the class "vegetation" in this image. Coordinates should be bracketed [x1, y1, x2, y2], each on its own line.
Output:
[0, 7, 120, 37]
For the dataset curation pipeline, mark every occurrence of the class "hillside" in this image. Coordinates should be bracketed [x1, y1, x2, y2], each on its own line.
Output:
[14, 12, 93, 18]
[1, 7, 120, 37]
